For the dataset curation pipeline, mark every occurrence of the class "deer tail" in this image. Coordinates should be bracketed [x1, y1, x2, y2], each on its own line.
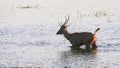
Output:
[94, 28, 100, 35]
[90, 28, 100, 45]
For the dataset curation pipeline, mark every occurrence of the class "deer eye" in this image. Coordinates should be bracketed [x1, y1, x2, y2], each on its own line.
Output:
[62, 26, 66, 29]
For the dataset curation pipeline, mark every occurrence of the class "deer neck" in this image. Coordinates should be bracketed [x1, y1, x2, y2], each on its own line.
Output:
[63, 29, 70, 39]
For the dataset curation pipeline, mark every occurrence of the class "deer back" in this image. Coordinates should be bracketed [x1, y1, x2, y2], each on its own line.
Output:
[68, 32, 94, 46]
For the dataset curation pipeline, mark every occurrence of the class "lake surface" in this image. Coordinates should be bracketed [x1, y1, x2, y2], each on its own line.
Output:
[0, 1, 120, 68]
[0, 22, 120, 68]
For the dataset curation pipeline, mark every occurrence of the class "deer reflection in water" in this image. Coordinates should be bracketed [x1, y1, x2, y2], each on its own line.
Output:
[59, 47, 97, 68]
[70, 46, 97, 59]
[61, 46, 97, 59]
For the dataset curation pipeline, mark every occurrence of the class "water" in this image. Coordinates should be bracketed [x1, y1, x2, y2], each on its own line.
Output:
[0, 22, 120, 68]
[0, 0, 120, 68]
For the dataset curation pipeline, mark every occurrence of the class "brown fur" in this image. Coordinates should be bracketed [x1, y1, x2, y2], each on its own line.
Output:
[56, 16, 100, 49]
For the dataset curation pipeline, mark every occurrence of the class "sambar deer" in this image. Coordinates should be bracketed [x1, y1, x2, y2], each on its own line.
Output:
[56, 16, 100, 49]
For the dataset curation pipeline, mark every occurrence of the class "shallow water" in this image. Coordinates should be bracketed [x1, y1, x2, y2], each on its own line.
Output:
[0, 23, 120, 68]
[0, 1, 120, 67]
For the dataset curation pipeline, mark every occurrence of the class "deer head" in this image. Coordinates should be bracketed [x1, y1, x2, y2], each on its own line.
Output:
[56, 15, 70, 35]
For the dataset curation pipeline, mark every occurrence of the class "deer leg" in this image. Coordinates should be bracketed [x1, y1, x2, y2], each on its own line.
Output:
[85, 43, 90, 51]
[91, 41, 97, 49]
[70, 42, 80, 48]
[85, 44, 90, 51]
[70, 45, 80, 49]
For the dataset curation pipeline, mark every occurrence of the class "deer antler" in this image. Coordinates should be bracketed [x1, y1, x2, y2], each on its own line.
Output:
[63, 15, 70, 25]
[58, 15, 70, 26]
[58, 21, 62, 26]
